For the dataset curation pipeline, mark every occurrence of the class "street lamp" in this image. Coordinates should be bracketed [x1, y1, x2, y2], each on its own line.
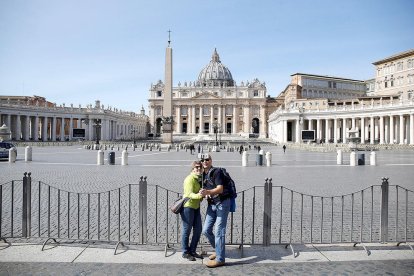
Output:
[212, 122, 221, 147]
[131, 128, 138, 146]
[93, 119, 102, 145]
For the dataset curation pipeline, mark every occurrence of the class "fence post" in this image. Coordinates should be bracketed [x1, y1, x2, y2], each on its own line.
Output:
[263, 178, 273, 246]
[138, 176, 148, 244]
[380, 177, 389, 243]
[22, 172, 32, 238]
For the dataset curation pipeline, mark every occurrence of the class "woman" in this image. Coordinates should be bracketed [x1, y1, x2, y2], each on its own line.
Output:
[180, 160, 204, 261]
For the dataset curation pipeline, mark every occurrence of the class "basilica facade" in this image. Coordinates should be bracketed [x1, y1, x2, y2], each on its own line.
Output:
[148, 49, 279, 139]
[268, 49, 414, 145]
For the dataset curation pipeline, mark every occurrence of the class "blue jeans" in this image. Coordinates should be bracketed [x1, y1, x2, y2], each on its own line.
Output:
[202, 198, 231, 263]
[180, 207, 202, 254]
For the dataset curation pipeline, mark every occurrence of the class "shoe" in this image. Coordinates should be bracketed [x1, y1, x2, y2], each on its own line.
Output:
[190, 252, 204, 259]
[206, 259, 225, 268]
[182, 253, 196, 261]
[208, 253, 216, 260]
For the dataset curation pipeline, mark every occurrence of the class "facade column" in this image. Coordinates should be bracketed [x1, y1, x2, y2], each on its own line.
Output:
[192, 106, 196, 134]
[218, 105, 222, 134]
[176, 106, 181, 133]
[243, 106, 250, 133]
[379, 116, 385, 144]
[384, 117, 389, 143]
[295, 119, 301, 143]
[370, 116, 374, 144]
[342, 118, 347, 143]
[399, 115, 405, 144]
[389, 115, 394, 144]
[232, 105, 237, 134]
[199, 106, 203, 134]
[410, 114, 414, 145]
[360, 117, 365, 144]
[222, 106, 226, 133]
[5, 114, 11, 130]
[333, 118, 338, 144]
[88, 121, 93, 140]
[260, 105, 266, 137]
[210, 106, 214, 134]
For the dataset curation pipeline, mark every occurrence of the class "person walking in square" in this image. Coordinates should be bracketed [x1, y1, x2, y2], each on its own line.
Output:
[199, 154, 231, 268]
[180, 161, 204, 261]
[283, 144, 286, 153]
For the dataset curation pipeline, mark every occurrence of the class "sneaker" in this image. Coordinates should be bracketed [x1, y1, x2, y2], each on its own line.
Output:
[182, 253, 196, 261]
[190, 252, 204, 259]
[208, 253, 216, 260]
[206, 259, 225, 268]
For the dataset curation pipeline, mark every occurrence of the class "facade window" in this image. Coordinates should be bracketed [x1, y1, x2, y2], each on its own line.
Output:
[203, 106, 209, 116]
[157, 91, 162, 97]
[181, 107, 188, 115]
[397, 62, 403, 71]
[408, 59, 413, 69]
[253, 90, 259, 97]
[181, 92, 188, 97]
[226, 91, 232, 97]
[225, 106, 233, 115]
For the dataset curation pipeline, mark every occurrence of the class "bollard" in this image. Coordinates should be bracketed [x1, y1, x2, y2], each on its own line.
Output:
[256, 150, 264, 166]
[97, 150, 104, 165]
[337, 149, 343, 165]
[25, 146, 32, 162]
[176, 145, 179, 152]
[370, 151, 377, 166]
[108, 151, 115, 165]
[242, 151, 248, 167]
[8, 148, 16, 163]
[350, 151, 356, 166]
[265, 151, 272, 167]
[121, 150, 128, 165]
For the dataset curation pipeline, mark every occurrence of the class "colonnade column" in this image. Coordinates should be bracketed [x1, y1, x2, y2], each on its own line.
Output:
[370, 117, 374, 144]
[399, 115, 405, 144]
[390, 115, 394, 144]
[295, 119, 301, 143]
[283, 120, 288, 143]
[15, 115, 21, 140]
[243, 106, 249, 133]
[69, 118, 73, 140]
[333, 118, 338, 144]
[52, 117, 57, 141]
[360, 117, 365, 144]
[410, 114, 414, 145]
[60, 118, 65, 141]
[42, 117, 48, 141]
[34, 117, 39, 141]
[324, 119, 329, 142]
[316, 119, 321, 142]
[379, 116, 385, 144]
[24, 115, 30, 141]
[342, 118, 347, 143]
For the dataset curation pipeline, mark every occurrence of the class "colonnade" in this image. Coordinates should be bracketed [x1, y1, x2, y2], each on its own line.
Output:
[289, 113, 414, 145]
[0, 113, 146, 142]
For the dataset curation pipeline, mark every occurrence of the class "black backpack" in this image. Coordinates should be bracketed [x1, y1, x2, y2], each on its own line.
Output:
[208, 167, 237, 199]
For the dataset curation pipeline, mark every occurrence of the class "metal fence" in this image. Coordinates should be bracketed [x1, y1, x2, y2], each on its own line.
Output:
[0, 172, 413, 256]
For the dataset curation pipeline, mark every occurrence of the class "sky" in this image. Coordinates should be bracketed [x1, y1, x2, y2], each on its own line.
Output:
[1, 0, 413, 113]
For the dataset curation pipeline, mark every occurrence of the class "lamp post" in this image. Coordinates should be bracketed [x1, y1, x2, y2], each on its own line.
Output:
[93, 119, 102, 145]
[212, 122, 221, 147]
[131, 128, 137, 146]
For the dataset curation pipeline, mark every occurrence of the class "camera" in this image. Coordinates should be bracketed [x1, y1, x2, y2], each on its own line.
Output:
[198, 153, 209, 160]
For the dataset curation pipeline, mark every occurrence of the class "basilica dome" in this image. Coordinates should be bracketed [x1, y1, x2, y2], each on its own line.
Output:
[198, 49, 234, 87]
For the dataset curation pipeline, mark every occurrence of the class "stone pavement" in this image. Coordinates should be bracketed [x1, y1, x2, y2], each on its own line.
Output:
[0, 240, 413, 275]
[1, 144, 414, 275]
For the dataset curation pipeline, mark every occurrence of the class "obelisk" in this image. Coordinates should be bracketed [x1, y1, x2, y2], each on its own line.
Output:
[162, 30, 173, 144]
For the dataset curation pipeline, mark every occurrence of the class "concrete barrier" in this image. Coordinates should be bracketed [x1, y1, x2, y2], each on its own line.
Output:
[121, 150, 128, 166]
[25, 146, 32, 162]
[350, 151, 356, 166]
[97, 150, 104, 165]
[8, 148, 16, 163]
[265, 151, 272, 167]
[370, 151, 377, 166]
[337, 150, 343, 165]
[242, 151, 248, 167]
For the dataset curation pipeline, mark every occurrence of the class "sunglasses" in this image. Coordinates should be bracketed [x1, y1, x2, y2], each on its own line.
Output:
[201, 158, 210, 162]
[194, 166, 201, 169]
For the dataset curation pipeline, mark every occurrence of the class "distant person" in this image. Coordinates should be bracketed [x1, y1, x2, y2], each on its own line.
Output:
[180, 161, 203, 261]
[189, 144, 194, 155]
[257, 145, 261, 152]
[239, 145, 244, 154]
[283, 145, 286, 153]
[197, 144, 201, 153]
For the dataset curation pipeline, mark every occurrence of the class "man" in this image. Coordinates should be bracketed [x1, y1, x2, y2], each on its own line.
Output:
[199, 154, 231, 268]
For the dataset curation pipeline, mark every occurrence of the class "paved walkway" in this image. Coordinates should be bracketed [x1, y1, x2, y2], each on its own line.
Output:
[1, 144, 414, 275]
[0, 240, 413, 275]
